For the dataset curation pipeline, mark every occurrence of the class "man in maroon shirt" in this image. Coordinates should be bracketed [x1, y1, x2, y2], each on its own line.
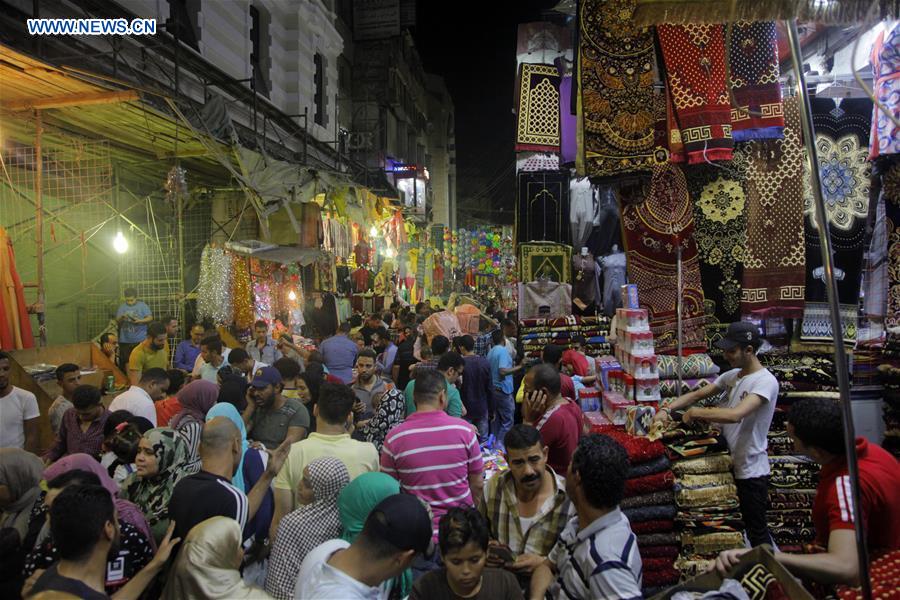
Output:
[522, 364, 583, 475]
[716, 397, 900, 585]
[541, 345, 576, 400]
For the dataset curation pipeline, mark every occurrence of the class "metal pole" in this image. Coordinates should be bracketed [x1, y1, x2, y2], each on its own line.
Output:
[786, 20, 871, 599]
[34, 109, 46, 346]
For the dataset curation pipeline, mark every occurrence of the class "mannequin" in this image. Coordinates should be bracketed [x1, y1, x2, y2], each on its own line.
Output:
[572, 246, 601, 315]
[598, 246, 627, 317]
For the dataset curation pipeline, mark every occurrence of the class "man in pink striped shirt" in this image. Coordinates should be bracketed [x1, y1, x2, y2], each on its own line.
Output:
[381, 369, 484, 576]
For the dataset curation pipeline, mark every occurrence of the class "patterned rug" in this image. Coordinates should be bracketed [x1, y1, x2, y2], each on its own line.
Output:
[518, 242, 572, 283]
[619, 165, 707, 353]
[577, 0, 666, 176]
[801, 97, 874, 344]
[515, 63, 561, 152]
[882, 157, 900, 329]
[516, 171, 571, 245]
[728, 21, 785, 142]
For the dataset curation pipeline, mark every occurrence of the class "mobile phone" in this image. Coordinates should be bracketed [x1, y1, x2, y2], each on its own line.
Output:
[488, 544, 516, 564]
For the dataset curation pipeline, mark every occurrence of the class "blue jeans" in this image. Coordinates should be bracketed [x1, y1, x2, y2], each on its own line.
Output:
[490, 389, 514, 449]
[468, 413, 490, 442]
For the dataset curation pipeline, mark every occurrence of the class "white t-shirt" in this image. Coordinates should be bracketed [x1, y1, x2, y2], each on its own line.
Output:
[108, 386, 158, 426]
[0, 386, 40, 448]
[295, 539, 387, 600]
[714, 367, 780, 479]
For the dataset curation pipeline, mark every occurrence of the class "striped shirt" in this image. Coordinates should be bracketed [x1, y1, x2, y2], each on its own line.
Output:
[381, 411, 483, 539]
[173, 417, 203, 475]
[169, 470, 249, 542]
[549, 508, 642, 600]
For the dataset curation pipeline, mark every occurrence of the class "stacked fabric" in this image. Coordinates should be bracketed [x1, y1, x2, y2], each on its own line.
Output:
[877, 363, 900, 459]
[603, 430, 679, 596]
[662, 424, 746, 583]
[518, 315, 611, 358]
[657, 354, 722, 401]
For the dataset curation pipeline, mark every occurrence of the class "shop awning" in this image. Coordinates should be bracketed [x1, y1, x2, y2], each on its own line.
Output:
[226, 243, 327, 266]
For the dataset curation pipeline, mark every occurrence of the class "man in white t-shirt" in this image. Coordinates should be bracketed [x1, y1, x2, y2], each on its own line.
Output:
[108, 368, 169, 426]
[0, 351, 40, 452]
[653, 321, 779, 547]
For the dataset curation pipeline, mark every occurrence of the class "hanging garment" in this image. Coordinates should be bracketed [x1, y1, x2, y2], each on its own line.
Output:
[864, 180, 888, 319]
[519, 281, 572, 319]
[515, 63, 561, 152]
[685, 156, 749, 351]
[354, 240, 370, 267]
[883, 157, 900, 329]
[0, 228, 35, 349]
[559, 74, 577, 164]
[657, 24, 734, 164]
[597, 252, 627, 317]
[577, 0, 665, 176]
[728, 21, 784, 142]
[572, 252, 602, 313]
[741, 95, 806, 318]
[516, 22, 571, 65]
[871, 24, 900, 160]
[802, 97, 874, 345]
[619, 165, 707, 353]
[516, 152, 560, 173]
[584, 186, 622, 258]
[569, 177, 595, 250]
[518, 242, 572, 283]
[516, 171, 570, 245]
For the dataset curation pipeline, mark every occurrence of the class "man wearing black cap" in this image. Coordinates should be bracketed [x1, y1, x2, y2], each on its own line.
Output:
[295, 494, 433, 599]
[243, 365, 310, 450]
[653, 321, 779, 547]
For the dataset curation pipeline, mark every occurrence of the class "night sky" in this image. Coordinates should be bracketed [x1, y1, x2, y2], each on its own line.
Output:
[414, 0, 561, 226]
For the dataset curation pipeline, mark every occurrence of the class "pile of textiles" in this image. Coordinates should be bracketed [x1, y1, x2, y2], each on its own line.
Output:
[878, 362, 900, 459]
[518, 315, 611, 358]
[605, 430, 679, 596]
[835, 549, 900, 600]
[767, 410, 819, 548]
[662, 424, 746, 583]
[657, 354, 722, 402]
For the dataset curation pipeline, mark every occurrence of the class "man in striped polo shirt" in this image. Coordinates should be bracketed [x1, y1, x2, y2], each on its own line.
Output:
[529, 434, 642, 600]
[381, 369, 484, 577]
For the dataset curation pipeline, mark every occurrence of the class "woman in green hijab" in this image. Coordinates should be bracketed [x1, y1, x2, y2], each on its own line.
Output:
[120, 427, 190, 545]
[337, 472, 412, 598]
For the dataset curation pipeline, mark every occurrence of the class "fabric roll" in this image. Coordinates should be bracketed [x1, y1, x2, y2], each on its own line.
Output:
[626, 455, 671, 480]
[602, 430, 666, 464]
[675, 484, 739, 508]
[657, 354, 720, 379]
[659, 377, 717, 398]
[626, 405, 657, 436]
[631, 519, 676, 534]
[678, 472, 735, 489]
[741, 96, 807, 317]
[621, 489, 676, 510]
[637, 532, 679, 546]
[680, 530, 745, 555]
[623, 504, 677, 523]
[619, 165, 707, 353]
[802, 97, 874, 344]
[624, 470, 675, 496]
[728, 21, 784, 142]
[671, 454, 734, 476]
[577, 0, 665, 176]
[639, 544, 680, 559]
[657, 24, 733, 164]
[515, 63, 561, 152]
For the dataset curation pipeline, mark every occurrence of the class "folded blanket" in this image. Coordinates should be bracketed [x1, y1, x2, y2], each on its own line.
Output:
[676, 484, 739, 509]
[623, 504, 677, 523]
[624, 470, 675, 496]
[621, 489, 675, 510]
[678, 472, 735, 489]
[632, 519, 676, 534]
[672, 454, 733, 476]
[769, 463, 819, 489]
[677, 505, 744, 520]
[659, 377, 718, 398]
[642, 565, 680, 588]
[681, 531, 745, 555]
[677, 520, 745, 535]
[666, 436, 729, 460]
[602, 430, 667, 464]
[637, 532, 679, 547]
[627, 455, 671, 479]
[639, 544, 680, 559]
[658, 354, 720, 379]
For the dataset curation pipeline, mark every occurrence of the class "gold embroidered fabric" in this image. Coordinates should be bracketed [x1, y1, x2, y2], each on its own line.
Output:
[516, 63, 561, 151]
[672, 454, 734, 476]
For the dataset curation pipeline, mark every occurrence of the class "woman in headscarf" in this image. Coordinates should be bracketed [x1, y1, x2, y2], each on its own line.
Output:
[265, 457, 350, 599]
[218, 373, 249, 413]
[0, 449, 43, 597]
[162, 516, 273, 600]
[169, 379, 218, 474]
[119, 427, 189, 545]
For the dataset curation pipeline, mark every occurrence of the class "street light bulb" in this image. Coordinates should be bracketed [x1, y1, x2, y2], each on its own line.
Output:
[288, 290, 297, 301]
[369, 225, 378, 238]
[385, 247, 396, 259]
[113, 231, 128, 254]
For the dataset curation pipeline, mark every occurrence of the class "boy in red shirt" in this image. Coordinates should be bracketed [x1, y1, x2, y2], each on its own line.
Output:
[716, 397, 900, 585]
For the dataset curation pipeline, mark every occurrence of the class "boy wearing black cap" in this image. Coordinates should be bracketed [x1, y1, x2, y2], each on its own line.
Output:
[653, 321, 779, 547]
[296, 494, 434, 599]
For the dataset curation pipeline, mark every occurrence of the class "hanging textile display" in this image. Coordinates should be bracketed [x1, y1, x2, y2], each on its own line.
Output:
[0, 227, 35, 350]
[515, 63, 561, 152]
[569, 177, 595, 250]
[881, 157, 900, 329]
[740, 96, 806, 317]
[231, 254, 254, 331]
[801, 97, 874, 344]
[516, 170, 571, 244]
[197, 245, 232, 325]
[870, 24, 900, 160]
[657, 23, 734, 164]
[519, 242, 572, 283]
[727, 21, 784, 142]
[577, 0, 665, 177]
[619, 165, 707, 353]
[686, 153, 749, 352]
[559, 73, 577, 164]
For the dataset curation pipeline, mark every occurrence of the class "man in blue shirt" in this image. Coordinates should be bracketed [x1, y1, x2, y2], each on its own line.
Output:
[247, 320, 283, 365]
[373, 327, 398, 381]
[174, 324, 204, 372]
[319, 322, 359, 384]
[488, 329, 521, 450]
[116, 287, 152, 369]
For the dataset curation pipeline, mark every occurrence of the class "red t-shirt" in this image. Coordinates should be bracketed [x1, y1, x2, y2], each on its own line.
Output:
[562, 350, 590, 377]
[813, 437, 900, 550]
[155, 396, 182, 427]
[560, 373, 576, 400]
[537, 400, 583, 475]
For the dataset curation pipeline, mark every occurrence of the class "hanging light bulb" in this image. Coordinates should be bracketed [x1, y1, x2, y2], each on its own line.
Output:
[369, 225, 378, 238]
[288, 290, 297, 301]
[384, 247, 396, 259]
[113, 231, 128, 254]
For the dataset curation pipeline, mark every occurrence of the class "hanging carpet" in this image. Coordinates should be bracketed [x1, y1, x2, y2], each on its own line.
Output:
[801, 97, 873, 345]
[515, 63, 561, 152]
[882, 157, 900, 329]
[518, 242, 573, 284]
[577, 0, 666, 177]
[740, 96, 806, 317]
[657, 23, 733, 164]
[516, 171, 571, 245]
[619, 165, 707, 354]
[728, 21, 785, 142]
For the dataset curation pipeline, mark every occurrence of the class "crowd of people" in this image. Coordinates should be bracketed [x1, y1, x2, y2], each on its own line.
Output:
[0, 292, 898, 599]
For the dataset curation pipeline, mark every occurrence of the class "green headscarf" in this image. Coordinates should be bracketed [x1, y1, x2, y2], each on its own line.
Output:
[337, 472, 410, 597]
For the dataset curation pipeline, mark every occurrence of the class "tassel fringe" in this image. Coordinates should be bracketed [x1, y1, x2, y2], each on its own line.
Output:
[633, 0, 900, 25]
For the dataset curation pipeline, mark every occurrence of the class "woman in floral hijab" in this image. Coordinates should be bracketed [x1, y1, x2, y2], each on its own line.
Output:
[119, 427, 189, 545]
